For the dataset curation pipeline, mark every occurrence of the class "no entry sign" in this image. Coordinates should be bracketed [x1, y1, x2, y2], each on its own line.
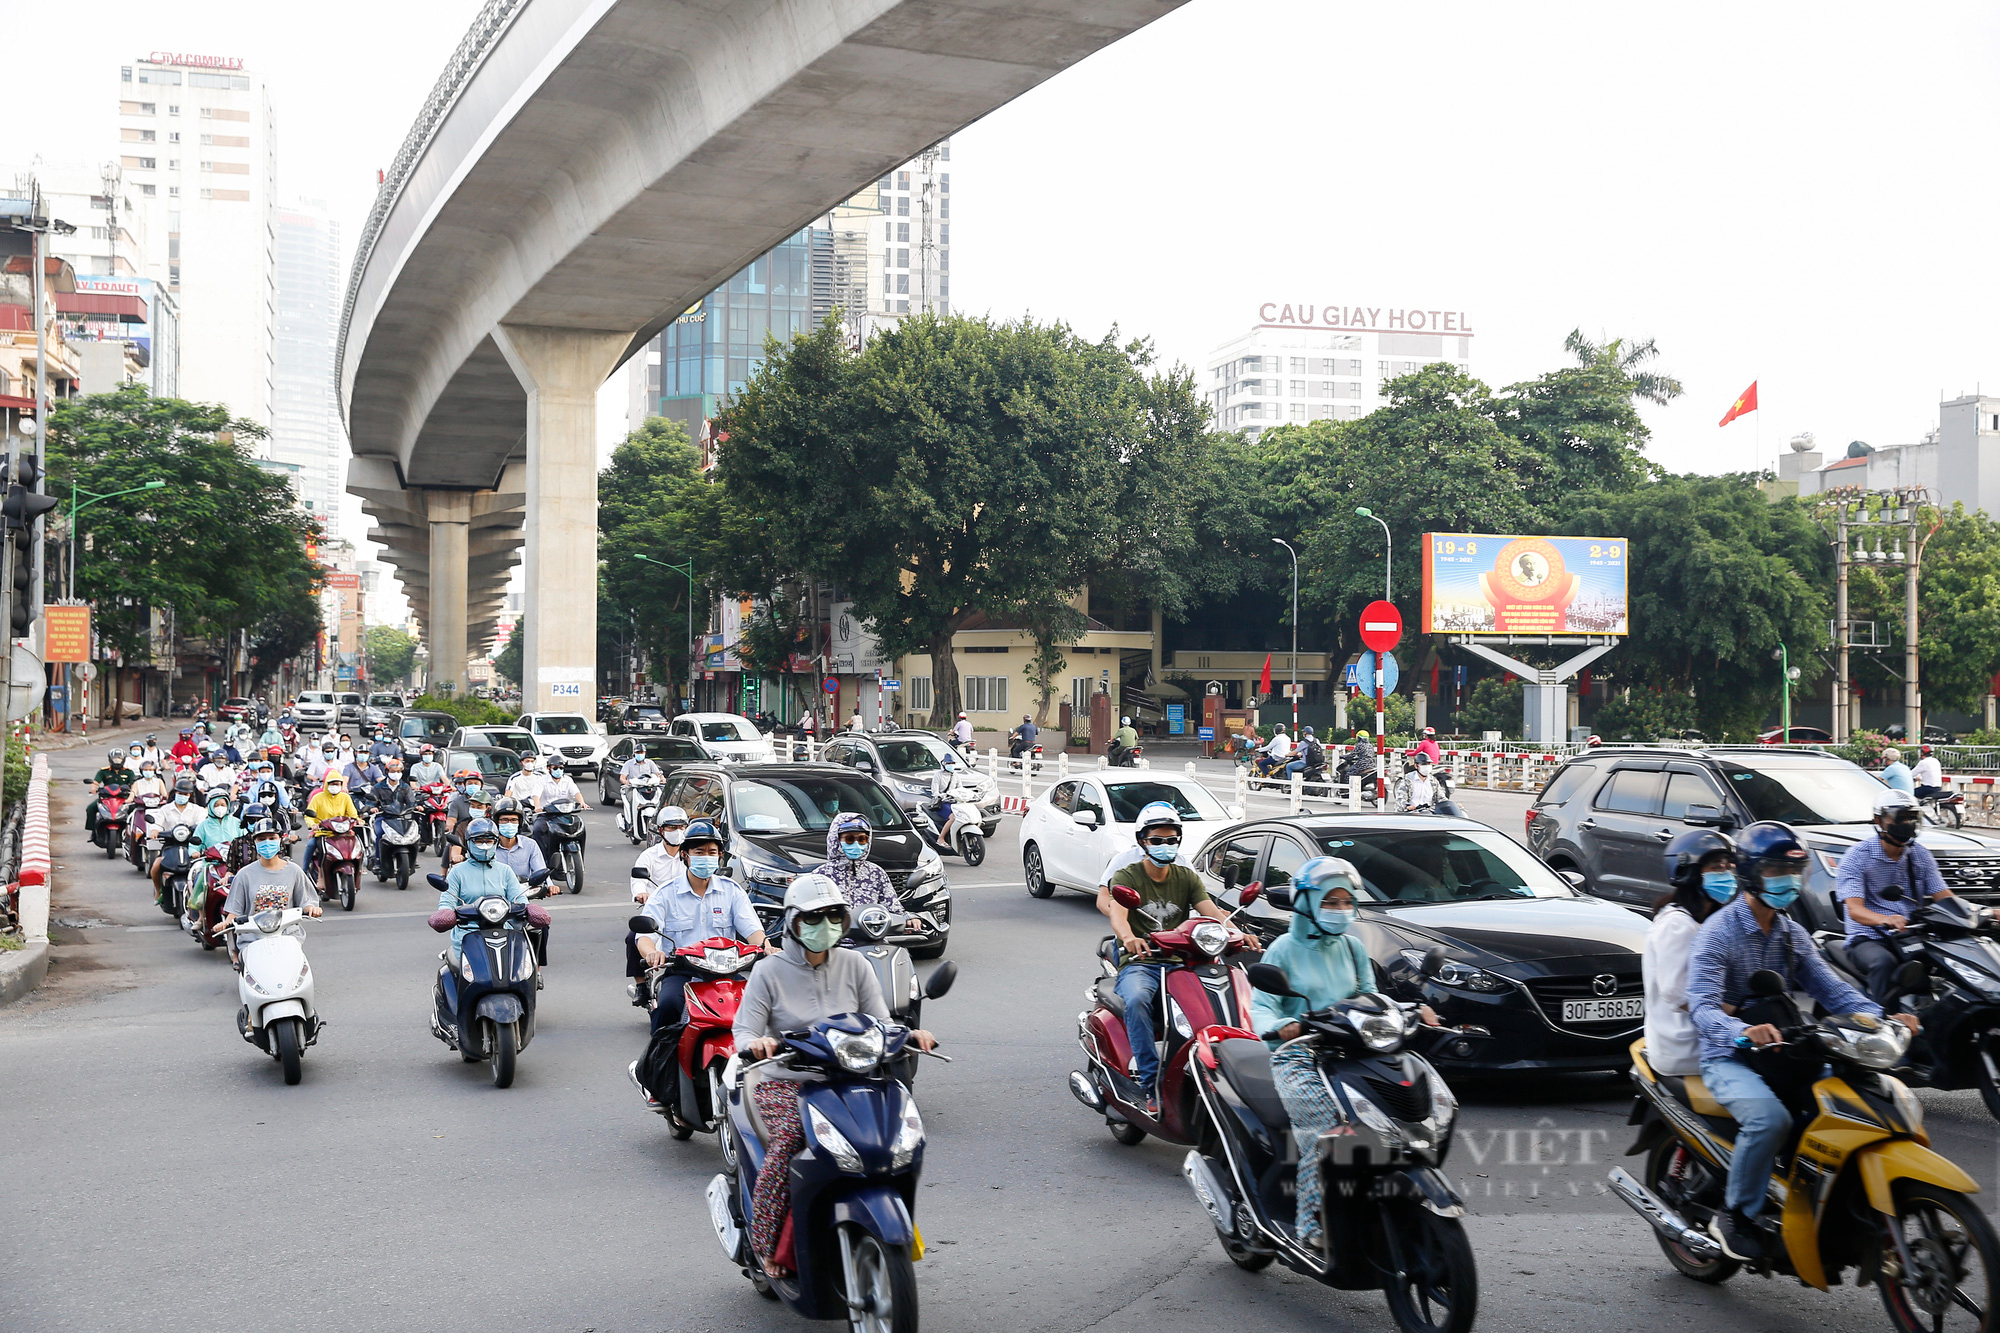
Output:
[1359, 601, 1403, 653]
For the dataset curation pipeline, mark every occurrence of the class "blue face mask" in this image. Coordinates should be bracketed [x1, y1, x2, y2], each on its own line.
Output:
[1145, 844, 1179, 866]
[1316, 907, 1356, 934]
[841, 840, 868, 861]
[1758, 874, 1803, 909]
[468, 842, 496, 863]
[688, 854, 720, 880]
[255, 839, 281, 861]
[1701, 870, 1739, 904]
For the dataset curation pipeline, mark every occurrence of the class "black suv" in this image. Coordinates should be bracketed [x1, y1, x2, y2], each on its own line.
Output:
[658, 762, 951, 957]
[1527, 745, 2000, 933]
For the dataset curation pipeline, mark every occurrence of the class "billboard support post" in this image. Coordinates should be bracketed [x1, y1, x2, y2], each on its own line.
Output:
[1452, 636, 1615, 743]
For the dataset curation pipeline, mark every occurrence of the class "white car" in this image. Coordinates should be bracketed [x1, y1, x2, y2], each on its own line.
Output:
[514, 712, 610, 770]
[668, 711, 775, 764]
[293, 691, 340, 729]
[1020, 773, 1241, 900]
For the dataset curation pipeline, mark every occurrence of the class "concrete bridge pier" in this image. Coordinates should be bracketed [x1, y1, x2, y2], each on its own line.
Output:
[424, 489, 472, 696]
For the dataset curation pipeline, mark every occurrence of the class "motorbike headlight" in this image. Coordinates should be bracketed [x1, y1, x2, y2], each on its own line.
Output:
[806, 1103, 866, 1173]
[1355, 1004, 1408, 1053]
[478, 897, 508, 924]
[1823, 1014, 1910, 1070]
[1345, 1089, 1404, 1142]
[828, 1024, 885, 1074]
[1190, 921, 1229, 957]
[1939, 955, 2000, 998]
[890, 1097, 925, 1170]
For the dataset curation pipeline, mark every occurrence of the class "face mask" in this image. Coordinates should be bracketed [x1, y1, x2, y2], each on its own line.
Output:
[468, 842, 496, 863]
[496, 821, 519, 839]
[1701, 870, 1739, 903]
[797, 918, 843, 951]
[1145, 844, 1179, 866]
[174, 794, 189, 805]
[841, 840, 868, 862]
[211, 805, 229, 819]
[466, 782, 483, 796]
[1882, 819, 1918, 846]
[1758, 875, 1802, 909]
[688, 854, 720, 880]
[255, 839, 281, 861]
[1316, 907, 1356, 934]
[663, 827, 687, 846]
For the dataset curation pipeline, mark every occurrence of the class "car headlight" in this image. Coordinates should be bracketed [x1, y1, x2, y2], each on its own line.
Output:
[892, 778, 930, 795]
[1355, 1004, 1408, 1052]
[806, 1103, 866, 1173]
[890, 1096, 925, 1170]
[743, 858, 797, 889]
[1814, 849, 1844, 876]
[1190, 921, 1229, 957]
[828, 1024, 885, 1074]
[1401, 950, 1509, 993]
[1345, 1088, 1404, 1141]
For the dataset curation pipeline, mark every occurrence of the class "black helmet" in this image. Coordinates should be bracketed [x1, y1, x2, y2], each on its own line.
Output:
[1735, 820, 1809, 888]
[1662, 828, 1735, 889]
[173, 777, 196, 796]
[246, 816, 280, 838]
[490, 797, 522, 820]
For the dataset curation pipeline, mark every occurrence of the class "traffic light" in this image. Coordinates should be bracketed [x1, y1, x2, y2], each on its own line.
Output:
[3, 452, 60, 637]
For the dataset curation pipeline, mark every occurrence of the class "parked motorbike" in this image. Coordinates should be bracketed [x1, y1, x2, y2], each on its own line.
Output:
[228, 906, 323, 1085]
[708, 1002, 953, 1323]
[156, 822, 199, 917]
[1069, 882, 1261, 1147]
[428, 873, 545, 1089]
[542, 797, 586, 893]
[93, 782, 131, 858]
[374, 808, 422, 891]
[621, 778, 661, 845]
[1182, 955, 1482, 1333]
[1609, 968, 1999, 1333]
[630, 923, 762, 1143]
[314, 816, 364, 912]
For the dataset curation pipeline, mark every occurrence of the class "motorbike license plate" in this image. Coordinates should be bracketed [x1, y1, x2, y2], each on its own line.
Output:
[1562, 997, 1643, 1025]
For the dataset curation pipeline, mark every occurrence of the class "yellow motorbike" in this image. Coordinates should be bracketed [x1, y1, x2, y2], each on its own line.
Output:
[1609, 972, 1999, 1333]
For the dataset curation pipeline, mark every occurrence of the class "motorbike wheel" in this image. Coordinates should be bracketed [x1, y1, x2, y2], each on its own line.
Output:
[666, 1106, 696, 1141]
[339, 868, 357, 912]
[840, 1223, 917, 1333]
[1879, 1181, 2000, 1333]
[1380, 1206, 1477, 1333]
[274, 1017, 304, 1086]
[1644, 1139, 1738, 1283]
[563, 849, 583, 895]
[1024, 842, 1054, 899]
[489, 1020, 517, 1089]
[1107, 1118, 1146, 1146]
[1221, 1236, 1275, 1272]
[396, 863, 410, 892]
[105, 836, 117, 859]
[959, 832, 986, 867]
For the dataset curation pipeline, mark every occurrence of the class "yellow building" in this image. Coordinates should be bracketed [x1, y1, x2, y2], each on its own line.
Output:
[892, 612, 1155, 738]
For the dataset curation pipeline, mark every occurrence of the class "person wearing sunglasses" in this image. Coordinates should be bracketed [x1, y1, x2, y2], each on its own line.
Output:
[1100, 801, 1239, 1115]
[1836, 788, 1957, 1008]
[806, 811, 900, 912]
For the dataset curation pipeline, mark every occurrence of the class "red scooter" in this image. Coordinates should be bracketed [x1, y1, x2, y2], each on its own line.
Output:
[418, 781, 453, 855]
[1070, 882, 1262, 1147]
[629, 926, 762, 1147]
[313, 815, 364, 912]
[93, 782, 131, 859]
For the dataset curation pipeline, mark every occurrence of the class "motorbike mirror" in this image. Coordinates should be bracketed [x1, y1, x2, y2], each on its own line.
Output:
[922, 960, 958, 1000]
[631, 866, 654, 882]
[527, 869, 551, 888]
[1746, 968, 1786, 997]
[1109, 883, 1143, 910]
[426, 873, 449, 892]
[1246, 962, 1301, 998]
[1260, 882, 1295, 911]
[1893, 959, 1928, 996]
[1418, 945, 1448, 980]
[1238, 880, 1262, 906]
[629, 915, 658, 934]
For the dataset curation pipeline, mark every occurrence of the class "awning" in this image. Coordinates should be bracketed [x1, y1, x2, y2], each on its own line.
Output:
[56, 290, 147, 323]
[0, 255, 76, 294]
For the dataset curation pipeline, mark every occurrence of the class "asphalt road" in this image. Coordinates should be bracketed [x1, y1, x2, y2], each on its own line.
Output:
[5, 745, 1999, 1333]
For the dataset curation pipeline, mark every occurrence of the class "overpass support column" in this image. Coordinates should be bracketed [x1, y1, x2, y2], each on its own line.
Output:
[425, 489, 472, 695]
[495, 325, 626, 716]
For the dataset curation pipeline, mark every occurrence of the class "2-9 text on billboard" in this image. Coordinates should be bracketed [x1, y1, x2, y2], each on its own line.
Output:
[146, 52, 244, 70]
[1258, 305, 1473, 334]
[1420, 533, 1629, 637]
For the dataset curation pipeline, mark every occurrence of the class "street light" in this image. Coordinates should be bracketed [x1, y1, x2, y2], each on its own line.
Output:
[630, 552, 696, 711]
[1354, 507, 1391, 601]
[1271, 537, 1299, 735]
[1772, 643, 1802, 741]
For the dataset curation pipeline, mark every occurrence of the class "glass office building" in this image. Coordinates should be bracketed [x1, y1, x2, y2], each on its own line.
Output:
[649, 228, 815, 440]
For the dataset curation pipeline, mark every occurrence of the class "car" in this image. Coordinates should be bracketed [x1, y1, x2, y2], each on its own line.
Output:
[364, 693, 406, 728]
[217, 697, 254, 722]
[515, 712, 611, 770]
[598, 734, 714, 804]
[337, 691, 365, 724]
[819, 729, 1002, 836]
[293, 691, 340, 729]
[394, 710, 460, 754]
[1020, 773, 1241, 899]
[659, 762, 950, 957]
[666, 711, 775, 764]
[1199, 812, 1651, 1073]
[1757, 725, 1833, 745]
[451, 725, 539, 760]
[442, 745, 524, 786]
[615, 701, 671, 734]
[1527, 744, 2000, 934]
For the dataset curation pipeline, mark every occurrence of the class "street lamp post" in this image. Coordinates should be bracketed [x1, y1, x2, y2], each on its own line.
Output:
[630, 553, 696, 713]
[1271, 538, 1299, 736]
[1354, 507, 1391, 601]
[64, 476, 166, 733]
[1772, 643, 1801, 741]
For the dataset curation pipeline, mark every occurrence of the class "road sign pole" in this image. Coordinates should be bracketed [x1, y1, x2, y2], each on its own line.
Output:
[1357, 599, 1403, 805]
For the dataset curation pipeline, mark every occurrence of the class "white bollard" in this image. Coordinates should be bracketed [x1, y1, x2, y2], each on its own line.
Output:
[1289, 771, 1303, 814]
[1021, 761, 1032, 802]
[1486, 751, 1498, 790]
[987, 748, 999, 782]
[1348, 776, 1362, 810]
[1097, 754, 1108, 770]
[1185, 761, 1197, 779]
[1235, 766, 1248, 807]
[1058, 751, 1069, 780]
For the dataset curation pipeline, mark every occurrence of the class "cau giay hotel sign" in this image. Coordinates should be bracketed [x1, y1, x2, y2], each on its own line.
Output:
[1257, 304, 1473, 334]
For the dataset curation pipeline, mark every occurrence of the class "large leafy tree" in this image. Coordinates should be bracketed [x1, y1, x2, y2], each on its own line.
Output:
[1497, 330, 1677, 508]
[46, 387, 320, 666]
[365, 625, 418, 685]
[1836, 502, 2000, 715]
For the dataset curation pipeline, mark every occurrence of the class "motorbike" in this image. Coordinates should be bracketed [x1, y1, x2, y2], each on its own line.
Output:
[912, 774, 985, 866]
[374, 807, 422, 891]
[418, 781, 453, 853]
[629, 922, 763, 1142]
[228, 906, 323, 1086]
[185, 843, 243, 951]
[844, 904, 957, 1085]
[708, 1002, 953, 1325]
[1920, 788, 1967, 830]
[313, 815, 364, 912]
[1336, 753, 1383, 805]
[428, 873, 544, 1089]
[93, 782, 131, 858]
[1183, 955, 1482, 1333]
[1817, 896, 2000, 1117]
[1608, 968, 1999, 1333]
[621, 778, 661, 845]
[156, 822, 199, 917]
[1108, 739, 1142, 767]
[1069, 882, 1263, 1148]
[541, 797, 586, 893]
[126, 793, 164, 873]
[1397, 758, 1463, 818]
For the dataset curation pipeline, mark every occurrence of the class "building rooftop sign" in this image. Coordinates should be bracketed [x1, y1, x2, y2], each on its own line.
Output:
[145, 52, 244, 70]
[1256, 304, 1474, 335]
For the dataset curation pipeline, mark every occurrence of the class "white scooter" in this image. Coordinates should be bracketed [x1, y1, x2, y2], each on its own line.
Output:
[926, 774, 987, 866]
[620, 778, 661, 844]
[229, 906, 322, 1085]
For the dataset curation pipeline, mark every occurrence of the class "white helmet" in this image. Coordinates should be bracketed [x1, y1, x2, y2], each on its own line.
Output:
[1874, 788, 1920, 818]
[1121, 716, 1131, 726]
[784, 872, 847, 915]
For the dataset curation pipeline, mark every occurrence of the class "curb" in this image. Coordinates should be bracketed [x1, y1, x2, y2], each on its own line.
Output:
[3, 753, 53, 1008]
[0, 940, 48, 1006]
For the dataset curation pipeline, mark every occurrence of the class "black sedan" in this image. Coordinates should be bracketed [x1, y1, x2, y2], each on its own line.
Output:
[1198, 813, 1649, 1074]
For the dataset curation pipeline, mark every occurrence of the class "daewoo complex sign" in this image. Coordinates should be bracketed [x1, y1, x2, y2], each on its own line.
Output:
[1256, 304, 1474, 334]
[146, 52, 245, 70]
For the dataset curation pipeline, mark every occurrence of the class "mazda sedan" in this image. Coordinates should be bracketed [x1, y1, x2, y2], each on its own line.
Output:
[1201, 812, 1649, 1074]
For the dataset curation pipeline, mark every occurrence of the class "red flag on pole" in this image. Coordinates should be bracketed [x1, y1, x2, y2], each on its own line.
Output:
[1718, 381, 1759, 427]
[1258, 654, 1272, 697]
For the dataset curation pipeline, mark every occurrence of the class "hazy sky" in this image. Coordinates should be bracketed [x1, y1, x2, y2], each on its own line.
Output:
[17, 0, 2000, 618]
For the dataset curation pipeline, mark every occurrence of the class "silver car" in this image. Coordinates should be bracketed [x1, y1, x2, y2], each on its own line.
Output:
[819, 730, 1002, 836]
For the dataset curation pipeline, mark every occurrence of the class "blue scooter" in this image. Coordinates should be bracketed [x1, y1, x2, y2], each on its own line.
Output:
[708, 1000, 954, 1330]
[426, 871, 548, 1088]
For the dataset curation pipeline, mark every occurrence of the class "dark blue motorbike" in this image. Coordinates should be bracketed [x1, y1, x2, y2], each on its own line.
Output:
[427, 872, 541, 1088]
[710, 1000, 953, 1331]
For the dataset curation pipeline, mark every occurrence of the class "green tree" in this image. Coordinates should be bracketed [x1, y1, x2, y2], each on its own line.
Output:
[364, 625, 417, 684]
[1456, 676, 1523, 739]
[1497, 331, 1678, 507]
[1592, 688, 1700, 740]
[493, 621, 523, 687]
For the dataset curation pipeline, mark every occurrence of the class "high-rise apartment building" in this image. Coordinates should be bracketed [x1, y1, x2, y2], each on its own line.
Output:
[273, 198, 344, 538]
[117, 52, 277, 428]
[1203, 303, 1474, 440]
[822, 139, 953, 339]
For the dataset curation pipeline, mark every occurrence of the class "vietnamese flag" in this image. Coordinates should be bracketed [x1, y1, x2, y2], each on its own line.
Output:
[1259, 654, 1272, 697]
[1719, 381, 1759, 427]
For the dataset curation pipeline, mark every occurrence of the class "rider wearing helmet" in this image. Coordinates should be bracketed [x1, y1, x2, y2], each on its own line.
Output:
[220, 816, 321, 964]
[488, 797, 548, 886]
[170, 730, 201, 766]
[1912, 744, 1946, 801]
[1250, 857, 1436, 1254]
[527, 758, 589, 868]
[148, 777, 206, 904]
[431, 818, 538, 967]
[1835, 789, 1957, 1008]
[1687, 821, 1903, 1263]
[1643, 830, 1739, 1078]
[632, 818, 763, 1032]
[1100, 801, 1237, 1115]
[408, 745, 446, 787]
[504, 754, 543, 806]
[806, 811, 899, 911]
[133, 733, 165, 769]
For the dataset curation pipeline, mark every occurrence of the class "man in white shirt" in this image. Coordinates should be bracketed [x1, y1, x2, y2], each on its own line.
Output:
[950, 712, 972, 747]
[1256, 725, 1294, 777]
[529, 759, 590, 881]
[505, 754, 545, 806]
[616, 751, 663, 835]
[408, 746, 447, 788]
[1913, 745, 1947, 802]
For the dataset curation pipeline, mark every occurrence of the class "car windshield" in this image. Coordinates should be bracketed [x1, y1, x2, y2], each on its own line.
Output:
[700, 719, 760, 743]
[446, 749, 520, 780]
[1102, 779, 1229, 824]
[729, 775, 906, 834]
[1719, 761, 1887, 824]
[482, 731, 536, 755]
[400, 716, 455, 741]
[876, 738, 963, 773]
[368, 695, 399, 707]
[299, 693, 333, 704]
[637, 738, 699, 760]
[1318, 829, 1577, 904]
[339, 695, 361, 705]
[224, 698, 250, 707]
[534, 716, 590, 735]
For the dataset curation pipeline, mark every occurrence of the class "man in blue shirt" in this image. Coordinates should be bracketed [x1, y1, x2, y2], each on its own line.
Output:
[1879, 747, 1915, 794]
[632, 819, 765, 1035]
[1836, 789, 1954, 1007]
[1687, 821, 1906, 1263]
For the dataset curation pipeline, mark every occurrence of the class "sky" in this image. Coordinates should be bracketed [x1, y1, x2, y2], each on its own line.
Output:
[15, 0, 2000, 619]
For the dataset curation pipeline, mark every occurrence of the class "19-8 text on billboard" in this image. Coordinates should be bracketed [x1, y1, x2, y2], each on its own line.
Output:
[1420, 534, 1628, 636]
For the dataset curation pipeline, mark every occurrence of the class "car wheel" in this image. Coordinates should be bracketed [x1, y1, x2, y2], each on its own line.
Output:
[1025, 842, 1054, 899]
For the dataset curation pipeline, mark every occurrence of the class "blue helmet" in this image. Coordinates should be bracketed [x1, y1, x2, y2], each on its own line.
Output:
[1734, 821, 1807, 885]
[465, 817, 498, 842]
[1662, 828, 1735, 889]
[682, 818, 724, 850]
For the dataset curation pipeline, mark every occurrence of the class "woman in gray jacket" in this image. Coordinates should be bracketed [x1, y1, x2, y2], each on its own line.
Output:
[733, 873, 935, 1273]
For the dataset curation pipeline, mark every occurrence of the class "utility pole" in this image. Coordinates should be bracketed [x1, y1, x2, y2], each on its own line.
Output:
[915, 145, 940, 316]
[1834, 506, 1849, 742]
[1907, 503, 1922, 741]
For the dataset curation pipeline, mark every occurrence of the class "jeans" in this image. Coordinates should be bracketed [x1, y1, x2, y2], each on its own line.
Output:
[651, 972, 689, 1035]
[1847, 936, 1909, 1009]
[1284, 758, 1308, 778]
[1700, 1057, 1791, 1217]
[1114, 962, 1167, 1091]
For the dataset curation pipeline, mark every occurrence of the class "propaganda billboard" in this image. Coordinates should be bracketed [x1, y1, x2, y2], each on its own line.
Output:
[1420, 533, 1628, 636]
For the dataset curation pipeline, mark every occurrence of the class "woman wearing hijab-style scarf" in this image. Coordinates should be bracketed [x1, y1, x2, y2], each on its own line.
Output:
[810, 811, 898, 911]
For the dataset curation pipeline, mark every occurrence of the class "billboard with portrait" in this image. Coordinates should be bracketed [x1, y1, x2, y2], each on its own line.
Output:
[1421, 533, 1628, 636]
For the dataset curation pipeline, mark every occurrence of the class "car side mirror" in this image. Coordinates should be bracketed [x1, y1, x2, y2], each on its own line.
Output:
[1239, 881, 1263, 906]
[1072, 809, 1098, 828]
[856, 758, 875, 772]
[1109, 883, 1143, 910]
[922, 960, 958, 1000]
[1247, 962, 1300, 997]
[1227, 804, 1245, 820]
[1683, 804, 1726, 828]
[1559, 870, 1587, 890]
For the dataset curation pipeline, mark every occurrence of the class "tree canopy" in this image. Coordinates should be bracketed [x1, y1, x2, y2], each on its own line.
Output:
[365, 625, 418, 685]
